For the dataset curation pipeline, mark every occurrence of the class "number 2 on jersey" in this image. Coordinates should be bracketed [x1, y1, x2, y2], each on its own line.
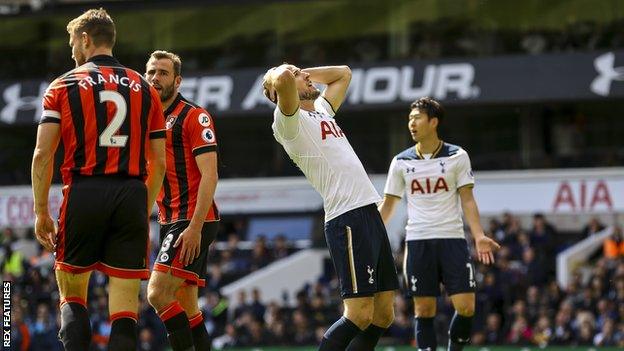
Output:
[98, 90, 128, 148]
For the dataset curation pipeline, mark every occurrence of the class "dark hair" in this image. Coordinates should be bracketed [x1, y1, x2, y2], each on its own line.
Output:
[410, 97, 445, 124]
[66, 8, 116, 48]
[148, 50, 182, 76]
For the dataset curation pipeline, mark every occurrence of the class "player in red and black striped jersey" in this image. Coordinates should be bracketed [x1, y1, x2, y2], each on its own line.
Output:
[31, 9, 166, 351]
[145, 50, 219, 351]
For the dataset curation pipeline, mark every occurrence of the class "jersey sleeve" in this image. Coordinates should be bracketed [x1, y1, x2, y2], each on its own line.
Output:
[314, 97, 336, 117]
[383, 157, 405, 198]
[455, 150, 475, 188]
[186, 108, 218, 157]
[149, 86, 166, 139]
[272, 106, 300, 141]
[40, 82, 62, 124]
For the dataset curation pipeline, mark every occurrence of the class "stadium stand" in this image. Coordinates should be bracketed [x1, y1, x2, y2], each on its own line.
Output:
[3, 214, 624, 349]
[1, 1, 624, 350]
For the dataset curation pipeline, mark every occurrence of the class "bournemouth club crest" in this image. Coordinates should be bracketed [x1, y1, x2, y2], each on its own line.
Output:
[165, 114, 178, 129]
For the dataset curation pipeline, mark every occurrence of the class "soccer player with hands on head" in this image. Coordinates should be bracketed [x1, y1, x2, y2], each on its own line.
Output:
[264, 63, 400, 351]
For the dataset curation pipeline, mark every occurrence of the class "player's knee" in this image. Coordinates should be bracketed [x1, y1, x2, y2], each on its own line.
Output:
[147, 286, 166, 309]
[147, 279, 175, 310]
[455, 304, 475, 317]
[373, 305, 395, 328]
[345, 300, 374, 329]
[348, 310, 373, 330]
[414, 302, 436, 318]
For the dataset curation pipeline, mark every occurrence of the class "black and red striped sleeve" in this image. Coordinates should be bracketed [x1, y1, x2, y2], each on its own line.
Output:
[40, 80, 63, 124]
[148, 85, 166, 139]
[186, 108, 217, 157]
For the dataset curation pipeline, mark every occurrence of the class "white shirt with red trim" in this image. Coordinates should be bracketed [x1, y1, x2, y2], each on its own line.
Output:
[272, 97, 381, 222]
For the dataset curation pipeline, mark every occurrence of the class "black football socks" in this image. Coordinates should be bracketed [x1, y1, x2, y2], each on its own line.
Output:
[58, 298, 92, 351]
[158, 301, 195, 351]
[447, 312, 473, 351]
[108, 312, 138, 351]
[415, 317, 437, 351]
[189, 312, 211, 351]
[318, 317, 362, 350]
[345, 324, 387, 350]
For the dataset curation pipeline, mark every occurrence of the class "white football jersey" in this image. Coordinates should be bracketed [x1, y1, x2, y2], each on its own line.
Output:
[272, 97, 381, 222]
[384, 142, 474, 241]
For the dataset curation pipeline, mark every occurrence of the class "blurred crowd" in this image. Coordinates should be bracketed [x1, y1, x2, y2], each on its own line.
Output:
[6, 17, 624, 80]
[3, 214, 624, 350]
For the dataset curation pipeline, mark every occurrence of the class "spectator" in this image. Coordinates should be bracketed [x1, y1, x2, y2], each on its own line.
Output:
[551, 309, 574, 345]
[521, 249, 548, 288]
[506, 316, 533, 345]
[483, 313, 504, 345]
[574, 287, 596, 311]
[576, 320, 595, 346]
[10, 305, 30, 351]
[532, 316, 552, 347]
[583, 217, 606, 238]
[28, 304, 62, 350]
[594, 318, 619, 346]
[604, 227, 624, 259]
[250, 288, 267, 321]
[246, 319, 272, 346]
[272, 234, 291, 260]
[2, 243, 28, 280]
[525, 286, 541, 324]
[250, 236, 272, 271]
[595, 298, 617, 330]
[291, 309, 316, 346]
[212, 324, 240, 349]
[232, 290, 250, 320]
[529, 213, 555, 256]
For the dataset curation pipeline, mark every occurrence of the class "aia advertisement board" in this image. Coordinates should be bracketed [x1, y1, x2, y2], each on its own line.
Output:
[0, 168, 622, 228]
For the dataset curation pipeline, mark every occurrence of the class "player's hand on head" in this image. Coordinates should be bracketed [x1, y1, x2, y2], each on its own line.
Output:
[34, 214, 57, 252]
[263, 84, 277, 103]
[262, 68, 278, 103]
[173, 226, 202, 266]
[475, 235, 501, 265]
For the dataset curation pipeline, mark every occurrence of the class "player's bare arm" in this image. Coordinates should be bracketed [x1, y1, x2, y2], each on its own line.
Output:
[458, 185, 501, 265]
[31, 123, 61, 251]
[173, 151, 218, 266]
[378, 194, 401, 224]
[263, 65, 299, 115]
[145, 138, 166, 214]
[302, 65, 351, 111]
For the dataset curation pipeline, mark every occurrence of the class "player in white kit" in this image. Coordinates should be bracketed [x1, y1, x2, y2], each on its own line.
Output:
[378, 97, 500, 351]
[263, 63, 399, 351]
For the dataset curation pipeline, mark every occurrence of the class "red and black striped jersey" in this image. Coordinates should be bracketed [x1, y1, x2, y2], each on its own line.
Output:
[157, 94, 219, 224]
[41, 55, 166, 185]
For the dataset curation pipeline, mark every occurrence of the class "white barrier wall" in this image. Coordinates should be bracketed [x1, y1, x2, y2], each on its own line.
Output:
[1, 168, 622, 229]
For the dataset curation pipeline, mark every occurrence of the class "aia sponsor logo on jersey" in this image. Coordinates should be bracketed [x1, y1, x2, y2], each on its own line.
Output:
[320, 120, 345, 140]
[411, 177, 449, 194]
[165, 114, 178, 130]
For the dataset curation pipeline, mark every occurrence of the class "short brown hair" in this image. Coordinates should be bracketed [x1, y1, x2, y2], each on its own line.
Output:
[411, 96, 445, 124]
[148, 50, 182, 76]
[67, 8, 116, 48]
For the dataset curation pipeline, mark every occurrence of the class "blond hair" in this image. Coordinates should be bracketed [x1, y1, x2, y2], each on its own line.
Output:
[66, 8, 116, 48]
